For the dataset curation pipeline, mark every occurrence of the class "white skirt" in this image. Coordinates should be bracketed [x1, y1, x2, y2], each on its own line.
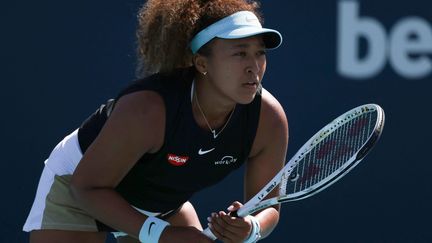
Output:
[22, 129, 165, 237]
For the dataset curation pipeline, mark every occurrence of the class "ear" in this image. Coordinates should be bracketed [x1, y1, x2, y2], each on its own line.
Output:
[193, 54, 208, 74]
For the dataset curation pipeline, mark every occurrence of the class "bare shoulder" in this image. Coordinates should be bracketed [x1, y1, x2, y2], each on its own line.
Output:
[260, 88, 288, 130]
[113, 90, 165, 122]
[110, 90, 166, 153]
[72, 90, 166, 188]
[244, 88, 289, 202]
[249, 88, 289, 158]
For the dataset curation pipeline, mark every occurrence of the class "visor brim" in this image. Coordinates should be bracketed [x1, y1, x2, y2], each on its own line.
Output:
[216, 27, 282, 50]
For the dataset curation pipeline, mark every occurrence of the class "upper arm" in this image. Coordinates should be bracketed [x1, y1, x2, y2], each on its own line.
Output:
[71, 91, 165, 190]
[245, 88, 289, 203]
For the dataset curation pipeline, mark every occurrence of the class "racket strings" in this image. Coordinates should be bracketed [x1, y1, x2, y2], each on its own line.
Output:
[282, 110, 378, 196]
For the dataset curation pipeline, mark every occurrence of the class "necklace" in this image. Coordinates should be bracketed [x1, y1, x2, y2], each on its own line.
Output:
[192, 81, 235, 139]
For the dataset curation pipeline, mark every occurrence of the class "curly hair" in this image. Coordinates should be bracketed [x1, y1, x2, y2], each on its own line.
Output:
[136, 0, 262, 77]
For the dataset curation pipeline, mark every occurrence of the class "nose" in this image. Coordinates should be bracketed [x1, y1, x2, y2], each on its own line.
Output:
[246, 56, 262, 76]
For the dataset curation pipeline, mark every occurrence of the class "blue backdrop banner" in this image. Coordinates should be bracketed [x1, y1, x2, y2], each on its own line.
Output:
[3, 0, 431, 242]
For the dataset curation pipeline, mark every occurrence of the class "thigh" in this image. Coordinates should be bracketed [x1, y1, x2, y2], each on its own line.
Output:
[24, 167, 100, 233]
[30, 229, 106, 243]
[116, 201, 203, 243]
[167, 201, 202, 229]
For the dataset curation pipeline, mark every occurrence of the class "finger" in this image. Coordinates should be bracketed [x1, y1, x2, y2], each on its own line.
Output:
[210, 212, 238, 238]
[213, 211, 253, 242]
[209, 218, 238, 243]
[218, 211, 244, 228]
[227, 201, 243, 213]
[218, 212, 237, 225]
[219, 213, 253, 241]
[211, 215, 249, 243]
[208, 219, 225, 241]
[207, 213, 225, 239]
[218, 212, 250, 237]
[219, 211, 250, 228]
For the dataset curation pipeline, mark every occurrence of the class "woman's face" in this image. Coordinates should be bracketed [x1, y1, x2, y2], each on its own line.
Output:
[203, 35, 267, 105]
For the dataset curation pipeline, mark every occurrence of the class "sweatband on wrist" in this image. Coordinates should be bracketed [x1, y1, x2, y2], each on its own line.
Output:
[139, 216, 170, 243]
[244, 215, 261, 243]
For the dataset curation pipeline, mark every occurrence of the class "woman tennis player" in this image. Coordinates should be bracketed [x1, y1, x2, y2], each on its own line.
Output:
[23, 0, 288, 242]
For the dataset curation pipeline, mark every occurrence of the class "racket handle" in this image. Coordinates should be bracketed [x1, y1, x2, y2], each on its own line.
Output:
[202, 228, 217, 240]
[229, 210, 239, 217]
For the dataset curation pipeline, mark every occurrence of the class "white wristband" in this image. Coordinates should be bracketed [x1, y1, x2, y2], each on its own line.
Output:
[244, 215, 261, 243]
[139, 216, 170, 243]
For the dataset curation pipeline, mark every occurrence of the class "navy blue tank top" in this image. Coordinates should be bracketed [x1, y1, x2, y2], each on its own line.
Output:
[78, 67, 261, 212]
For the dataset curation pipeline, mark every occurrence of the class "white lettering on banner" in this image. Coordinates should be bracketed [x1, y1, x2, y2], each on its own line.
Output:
[337, 0, 387, 79]
[337, 0, 432, 80]
[390, 18, 432, 78]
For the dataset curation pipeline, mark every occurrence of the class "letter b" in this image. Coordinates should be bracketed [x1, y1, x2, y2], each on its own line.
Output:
[338, 1, 387, 79]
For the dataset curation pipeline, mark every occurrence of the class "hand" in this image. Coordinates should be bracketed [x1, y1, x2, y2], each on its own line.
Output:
[160, 225, 214, 243]
[207, 201, 252, 243]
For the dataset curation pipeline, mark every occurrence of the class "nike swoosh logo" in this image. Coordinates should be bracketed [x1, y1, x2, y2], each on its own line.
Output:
[245, 16, 258, 22]
[198, 148, 215, 155]
[148, 222, 155, 235]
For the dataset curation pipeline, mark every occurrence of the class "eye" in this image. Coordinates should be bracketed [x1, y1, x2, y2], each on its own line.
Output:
[233, 51, 247, 57]
[257, 50, 267, 56]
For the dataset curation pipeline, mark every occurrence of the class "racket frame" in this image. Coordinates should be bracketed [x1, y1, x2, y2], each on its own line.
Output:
[238, 104, 384, 216]
[203, 104, 385, 239]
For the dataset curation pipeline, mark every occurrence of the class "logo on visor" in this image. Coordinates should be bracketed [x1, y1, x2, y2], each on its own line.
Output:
[245, 16, 258, 23]
[148, 222, 155, 235]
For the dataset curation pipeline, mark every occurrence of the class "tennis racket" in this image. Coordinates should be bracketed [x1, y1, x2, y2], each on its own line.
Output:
[203, 103, 385, 240]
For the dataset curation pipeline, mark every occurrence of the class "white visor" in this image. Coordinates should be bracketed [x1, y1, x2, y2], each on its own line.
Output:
[190, 11, 282, 54]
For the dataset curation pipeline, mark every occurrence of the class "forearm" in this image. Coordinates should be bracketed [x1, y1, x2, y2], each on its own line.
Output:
[254, 206, 280, 239]
[70, 186, 145, 238]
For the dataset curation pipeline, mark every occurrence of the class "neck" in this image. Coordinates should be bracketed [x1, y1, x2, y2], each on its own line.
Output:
[192, 78, 236, 129]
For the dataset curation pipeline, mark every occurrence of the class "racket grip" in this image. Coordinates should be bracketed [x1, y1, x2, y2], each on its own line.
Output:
[202, 228, 217, 240]
[229, 210, 239, 217]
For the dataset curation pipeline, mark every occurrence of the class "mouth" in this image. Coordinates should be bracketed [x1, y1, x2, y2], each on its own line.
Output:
[243, 81, 259, 88]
